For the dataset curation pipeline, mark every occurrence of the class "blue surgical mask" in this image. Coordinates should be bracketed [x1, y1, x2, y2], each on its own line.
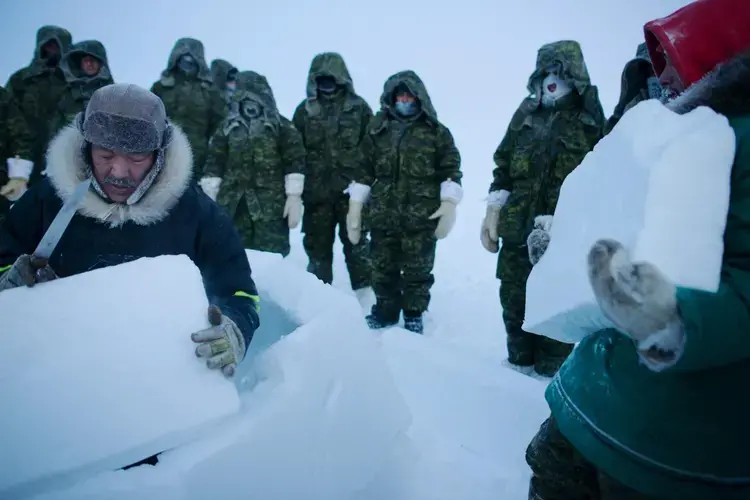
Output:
[395, 101, 417, 116]
[647, 76, 663, 99]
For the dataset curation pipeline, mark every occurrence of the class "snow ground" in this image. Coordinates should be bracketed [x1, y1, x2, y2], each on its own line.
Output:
[284, 195, 550, 499]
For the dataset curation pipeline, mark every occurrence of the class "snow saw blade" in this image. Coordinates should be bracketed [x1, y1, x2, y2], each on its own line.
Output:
[33, 178, 92, 260]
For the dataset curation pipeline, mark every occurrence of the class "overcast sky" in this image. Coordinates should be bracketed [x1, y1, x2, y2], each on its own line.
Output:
[2, 0, 691, 194]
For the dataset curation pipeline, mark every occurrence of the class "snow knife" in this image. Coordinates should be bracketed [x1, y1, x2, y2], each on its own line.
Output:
[33, 178, 92, 260]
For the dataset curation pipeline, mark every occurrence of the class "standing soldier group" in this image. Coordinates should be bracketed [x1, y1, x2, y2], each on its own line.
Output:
[2, 24, 673, 378]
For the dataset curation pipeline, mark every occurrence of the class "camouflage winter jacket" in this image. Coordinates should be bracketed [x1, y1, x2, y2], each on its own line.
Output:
[204, 71, 305, 222]
[5, 25, 72, 182]
[359, 70, 462, 232]
[0, 87, 34, 215]
[49, 40, 114, 139]
[604, 43, 656, 135]
[210, 58, 238, 107]
[151, 38, 226, 176]
[292, 52, 372, 204]
[490, 40, 604, 245]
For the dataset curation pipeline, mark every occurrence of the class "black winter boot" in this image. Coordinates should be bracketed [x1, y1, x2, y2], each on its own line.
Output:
[403, 313, 423, 334]
[366, 313, 398, 330]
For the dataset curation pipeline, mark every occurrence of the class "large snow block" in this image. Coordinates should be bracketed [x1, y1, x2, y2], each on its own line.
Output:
[31, 252, 413, 500]
[524, 100, 735, 343]
[0, 255, 241, 498]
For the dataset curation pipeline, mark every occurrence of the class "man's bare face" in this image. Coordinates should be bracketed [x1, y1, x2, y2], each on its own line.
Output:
[90, 146, 155, 203]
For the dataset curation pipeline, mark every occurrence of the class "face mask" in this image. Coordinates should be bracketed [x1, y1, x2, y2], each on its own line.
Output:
[177, 55, 198, 75]
[541, 73, 572, 107]
[226, 80, 236, 90]
[394, 100, 417, 116]
[316, 76, 337, 94]
[241, 100, 262, 119]
[646, 76, 663, 100]
[45, 53, 60, 67]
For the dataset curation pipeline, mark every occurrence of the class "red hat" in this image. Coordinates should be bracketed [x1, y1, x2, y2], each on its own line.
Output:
[644, 0, 750, 88]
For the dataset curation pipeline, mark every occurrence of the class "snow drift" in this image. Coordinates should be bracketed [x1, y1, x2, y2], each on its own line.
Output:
[524, 100, 736, 343]
[1, 251, 411, 499]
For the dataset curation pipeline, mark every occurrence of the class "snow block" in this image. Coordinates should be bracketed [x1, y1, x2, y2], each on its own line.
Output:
[524, 100, 735, 343]
[28, 251, 412, 500]
[0, 255, 241, 498]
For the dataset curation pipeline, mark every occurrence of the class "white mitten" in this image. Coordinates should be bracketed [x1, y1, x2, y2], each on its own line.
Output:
[480, 189, 509, 252]
[1, 157, 34, 201]
[199, 176, 222, 201]
[283, 173, 305, 228]
[344, 181, 371, 245]
[429, 179, 463, 239]
[527, 215, 554, 265]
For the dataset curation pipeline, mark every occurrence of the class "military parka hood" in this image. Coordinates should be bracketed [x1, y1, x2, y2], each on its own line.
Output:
[59, 40, 114, 90]
[26, 25, 72, 79]
[610, 42, 656, 120]
[210, 58, 237, 89]
[160, 38, 213, 88]
[514, 40, 605, 129]
[304, 52, 359, 115]
[224, 70, 281, 134]
[380, 70, 438, 122]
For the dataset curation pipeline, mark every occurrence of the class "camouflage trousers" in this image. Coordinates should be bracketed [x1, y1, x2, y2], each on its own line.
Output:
[527, 417, 657, 499]
[302, 195, 371, 290]
[497, 244, 573, 376]
[370, 228, 436, 320]
[233, 202, 290, 257]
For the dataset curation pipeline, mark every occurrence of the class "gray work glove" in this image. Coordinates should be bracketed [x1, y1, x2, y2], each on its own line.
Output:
[588, 239, 685, 369]
[527, 215, 553, 265]
[191, 305, 246, 378]
[0, 254, 58, 292]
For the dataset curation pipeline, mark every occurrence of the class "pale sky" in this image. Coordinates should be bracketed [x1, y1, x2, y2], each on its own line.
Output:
[2, 0, 691, 194]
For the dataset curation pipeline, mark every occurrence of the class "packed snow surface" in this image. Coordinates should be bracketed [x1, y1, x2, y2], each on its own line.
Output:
[524, 100, 735, 343]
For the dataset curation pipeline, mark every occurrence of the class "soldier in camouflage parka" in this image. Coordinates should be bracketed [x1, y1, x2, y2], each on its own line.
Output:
[482, 40, 604, 376]
[604, 43, 661, 135]
[347, 70, 463, 334]
[5, 25, 72, 184]
[292, 52, 373, 295]
[49, 40, 114, 140]
[210, 58, 238, 110]
[0, 87, 34, 220]
[201, 71, 306, 257]
[151, 38, 226, 178]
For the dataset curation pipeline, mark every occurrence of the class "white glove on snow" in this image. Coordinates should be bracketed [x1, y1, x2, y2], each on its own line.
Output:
[344, 182, 371, 245]
[283, 173, 305, 229]
[480, 189, 509, 253]
[1, 157, 34, 201]
[429, 179, 462, 239]
[199, 176, 222, 201]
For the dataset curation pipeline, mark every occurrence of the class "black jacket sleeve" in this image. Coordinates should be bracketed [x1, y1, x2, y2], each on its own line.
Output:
[192, 188, 260, 349]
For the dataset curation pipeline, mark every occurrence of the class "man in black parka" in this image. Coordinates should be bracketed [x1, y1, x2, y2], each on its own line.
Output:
[0, 83, 260, 379]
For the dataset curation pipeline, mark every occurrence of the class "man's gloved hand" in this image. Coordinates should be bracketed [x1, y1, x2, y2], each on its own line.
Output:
[198, 176, 222, 201]
[344, 181, 371, 245]
[191, 305, 246, 378]
[527, 215, 553, 265]
[283, 194, 302, 229]
[1, 157, 34, 201]
[0, 254, 58, 292]
[588, 239, 685, 369]
[429, 201, 457, 239]
[480, 206, 500, 253]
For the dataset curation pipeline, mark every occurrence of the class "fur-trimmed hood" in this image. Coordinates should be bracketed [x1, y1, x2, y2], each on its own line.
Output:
[667, 48, 750, 117]
[44, 122, 193, 227]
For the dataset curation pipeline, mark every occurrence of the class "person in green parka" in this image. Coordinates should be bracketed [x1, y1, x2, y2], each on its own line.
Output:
[481, 40, 604, 377]
[151, 38, 226, 178]
[210, 58, 239, 109]
[5, 25, 72, 185]
[200, 71, 306, 257]
[603, 42, 662, 135]
[0, 87, 34, 220]
[524, 1, 750, 498]
[346, 70, 463, 334]
[292, 52, 374, 303]
[49, 40, 114, 140]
